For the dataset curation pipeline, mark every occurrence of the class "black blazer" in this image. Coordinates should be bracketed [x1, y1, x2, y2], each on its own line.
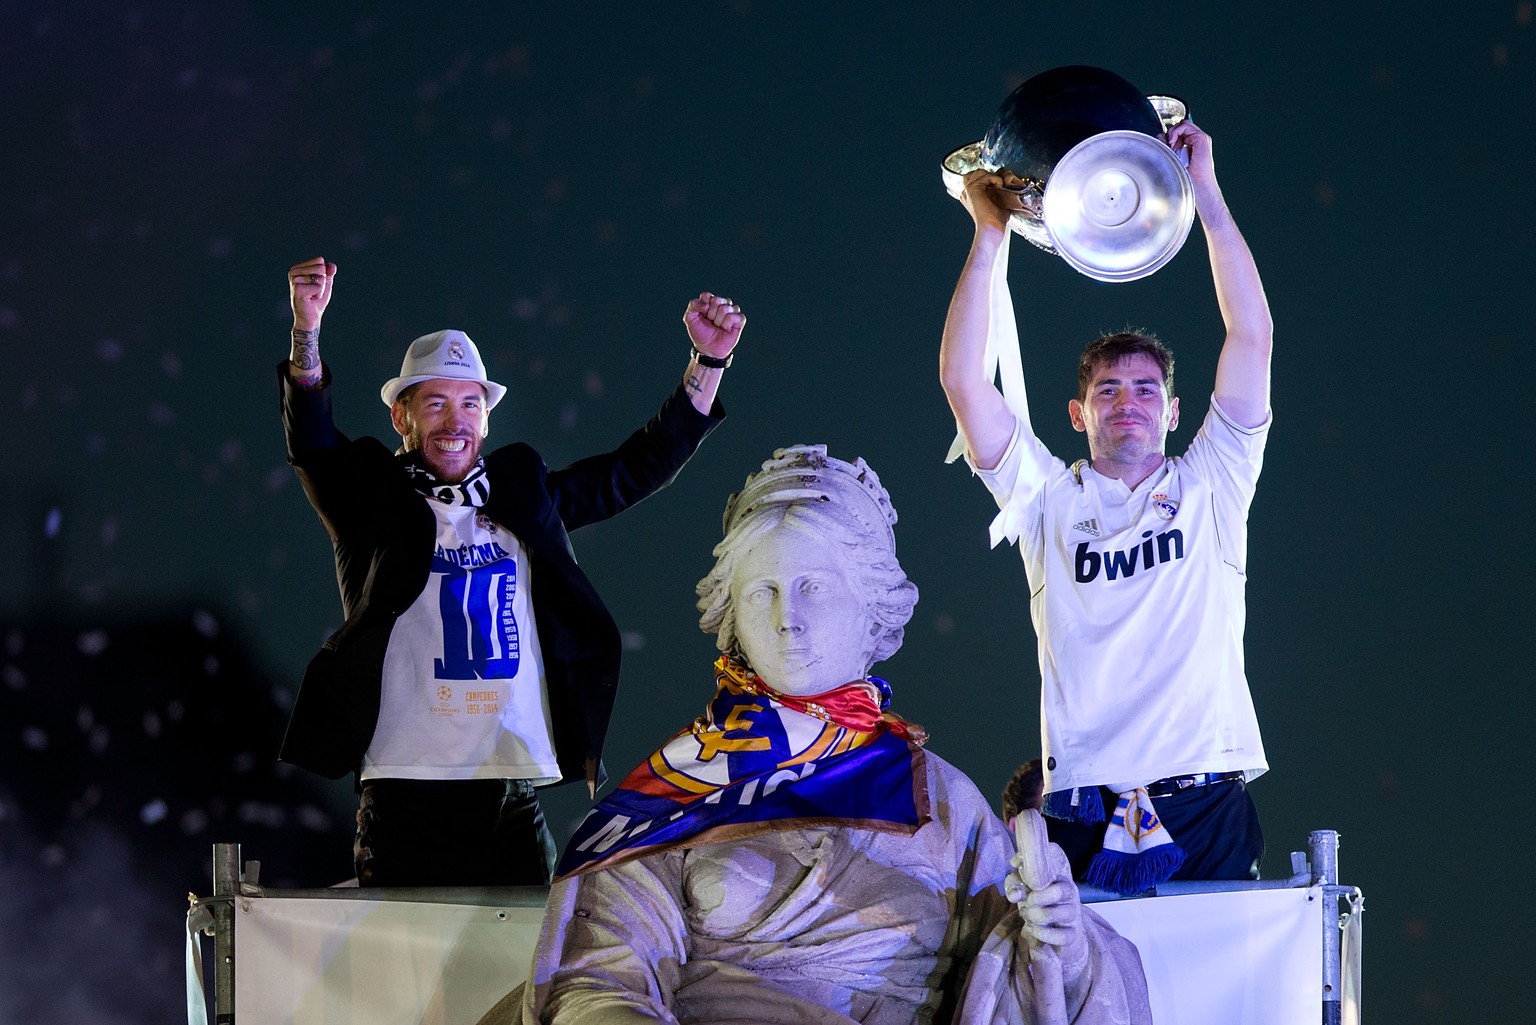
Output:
[276, 364, 723, 790]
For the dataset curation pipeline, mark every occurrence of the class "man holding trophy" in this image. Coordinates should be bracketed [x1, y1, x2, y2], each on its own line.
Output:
[939, 77, 1276, 895]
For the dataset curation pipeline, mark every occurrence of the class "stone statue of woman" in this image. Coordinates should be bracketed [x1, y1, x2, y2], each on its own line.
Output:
[490, 445, 1150, 1025]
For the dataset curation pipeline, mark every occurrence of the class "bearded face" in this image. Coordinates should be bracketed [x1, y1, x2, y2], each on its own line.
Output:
[391, 379, 490, 482]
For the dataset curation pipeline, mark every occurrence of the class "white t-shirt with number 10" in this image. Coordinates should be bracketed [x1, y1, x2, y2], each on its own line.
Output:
[362, 500, 560, 784]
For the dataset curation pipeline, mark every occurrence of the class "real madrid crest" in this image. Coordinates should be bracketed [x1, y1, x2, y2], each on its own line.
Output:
[1151, 493, 1179, 520]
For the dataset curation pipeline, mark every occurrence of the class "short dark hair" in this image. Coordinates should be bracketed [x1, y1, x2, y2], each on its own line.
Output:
[1001, 758, 1044, 820]
[1077, 331, 1175, 401]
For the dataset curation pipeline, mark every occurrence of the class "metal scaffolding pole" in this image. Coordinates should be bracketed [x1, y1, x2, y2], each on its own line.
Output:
[212, 842, 241, 1025]
[1310, 829, 1341, 1025]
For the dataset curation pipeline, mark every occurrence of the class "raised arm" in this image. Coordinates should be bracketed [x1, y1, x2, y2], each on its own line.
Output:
[681, 291, 744, 415]
[939, 172, 1029, 470]
[1169, 122, 1274, 428]
[545, 298, 735, 531]
[287, 256, 336, 391]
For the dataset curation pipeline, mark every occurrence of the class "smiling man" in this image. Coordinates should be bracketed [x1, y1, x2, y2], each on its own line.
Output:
[939, 121, 1275, 892]
[391, 375, 491, 483]
[277, 257, 743, 887]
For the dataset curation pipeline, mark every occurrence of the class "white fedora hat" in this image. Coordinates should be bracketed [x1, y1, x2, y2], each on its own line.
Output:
[380, 330, 507, 409]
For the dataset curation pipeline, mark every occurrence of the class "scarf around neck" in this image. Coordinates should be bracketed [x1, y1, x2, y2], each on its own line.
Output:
[399, 453, 490, 507]
[555, 656, 930, 879]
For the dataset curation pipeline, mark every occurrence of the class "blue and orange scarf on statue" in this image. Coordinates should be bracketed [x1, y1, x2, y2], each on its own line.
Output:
[555, 656, 930, 879]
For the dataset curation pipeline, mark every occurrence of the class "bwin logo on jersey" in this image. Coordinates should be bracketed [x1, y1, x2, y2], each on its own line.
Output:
[1075, 528, 1185, 583]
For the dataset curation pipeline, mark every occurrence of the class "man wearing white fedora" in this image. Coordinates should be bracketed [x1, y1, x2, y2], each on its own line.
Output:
[277, 256, 743, 887]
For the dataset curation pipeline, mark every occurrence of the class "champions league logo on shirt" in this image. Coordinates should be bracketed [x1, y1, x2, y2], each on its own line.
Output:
[1151, 493, 1179, 520]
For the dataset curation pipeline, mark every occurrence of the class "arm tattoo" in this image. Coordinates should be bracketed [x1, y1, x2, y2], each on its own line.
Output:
[290, 327, 320, 370]
[685, 372, 704, 395]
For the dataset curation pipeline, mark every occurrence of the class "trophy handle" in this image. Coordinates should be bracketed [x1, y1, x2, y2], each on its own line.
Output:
[1147, 94, 1188, 132]
[940, 141, 992, 200]
[1148, 95, 1191, 168]
[941, 141, 1059, 255]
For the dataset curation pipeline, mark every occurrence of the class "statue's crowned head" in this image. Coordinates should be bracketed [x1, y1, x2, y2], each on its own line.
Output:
[696, 445, 918, 696]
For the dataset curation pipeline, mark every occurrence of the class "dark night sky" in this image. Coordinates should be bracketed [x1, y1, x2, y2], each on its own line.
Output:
[4, 2, 1533, 1022]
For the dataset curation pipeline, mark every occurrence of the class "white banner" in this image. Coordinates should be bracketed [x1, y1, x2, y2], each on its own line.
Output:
[1091, 886, 1325, 1025]
[233, 897, 542, 1025]
[219, 885, 1349, 1025]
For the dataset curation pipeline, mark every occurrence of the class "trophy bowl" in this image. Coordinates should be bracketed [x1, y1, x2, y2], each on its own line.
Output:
[1042, 129, 1194, 282]
[942, 66, 1195, 282]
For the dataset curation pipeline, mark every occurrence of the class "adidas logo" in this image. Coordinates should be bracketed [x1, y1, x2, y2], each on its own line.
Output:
[1073, 518, 1101, 537]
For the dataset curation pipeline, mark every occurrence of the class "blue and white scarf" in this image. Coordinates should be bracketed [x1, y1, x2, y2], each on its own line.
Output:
[1046, 785, 1184, 894]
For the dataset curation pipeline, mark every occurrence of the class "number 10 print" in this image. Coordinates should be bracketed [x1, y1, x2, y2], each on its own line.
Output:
[433, 562, 521, 681]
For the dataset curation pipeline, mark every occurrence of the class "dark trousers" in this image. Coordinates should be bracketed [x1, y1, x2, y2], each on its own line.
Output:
[1046, 778, 1264, 883]
[354, 777, 557, 887]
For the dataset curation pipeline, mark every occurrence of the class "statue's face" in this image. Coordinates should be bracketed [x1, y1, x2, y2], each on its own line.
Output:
[729, 513, 875, 697]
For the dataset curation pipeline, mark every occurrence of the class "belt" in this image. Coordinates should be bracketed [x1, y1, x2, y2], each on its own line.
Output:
[1144, 770, 1244, 799]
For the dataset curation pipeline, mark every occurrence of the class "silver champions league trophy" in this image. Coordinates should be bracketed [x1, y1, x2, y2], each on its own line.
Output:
[943, 66, 1195, 282]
